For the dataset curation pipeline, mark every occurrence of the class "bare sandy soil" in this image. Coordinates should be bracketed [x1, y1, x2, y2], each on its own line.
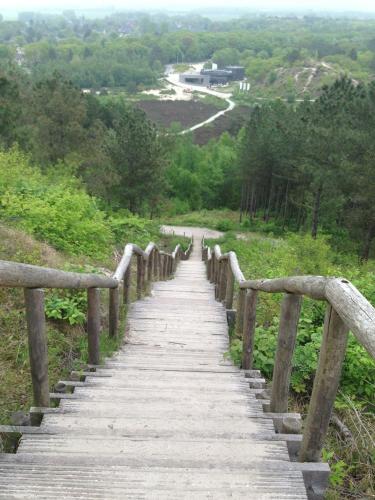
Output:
[161, 225, 223, 241]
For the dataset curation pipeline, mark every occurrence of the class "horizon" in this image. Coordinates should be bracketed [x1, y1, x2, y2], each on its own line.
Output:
[2, 1, 375, 20]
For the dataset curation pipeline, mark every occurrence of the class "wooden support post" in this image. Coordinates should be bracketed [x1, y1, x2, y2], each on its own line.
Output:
[142, 257, 146, 293]
[219, 261, 228, 302]
[236, 288, 247, 338]
[109, 287, 119, 338]
[160, 255, 165, 280]
[242, 289, 258, 369]
[136, 255, 143, 299]
[270, 294, 302, 413]
[299, 306, 349, 462]
[154, 251, 159, 280]
[215, 260, 221, 299]
[147, 251, 153, 282]
[207, 258, 211, 281]
[225, 267, 234, 309]
[24, 288, 50, 408]
[123, 265, 131, 305]
[210, 255, 215, 283]
[87, 288, 101, 366]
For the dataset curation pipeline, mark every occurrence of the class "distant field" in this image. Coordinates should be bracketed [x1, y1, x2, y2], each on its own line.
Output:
[136, 100, 251, 143]
[193, 105, 251, 144]
[136, 100, 220, 130]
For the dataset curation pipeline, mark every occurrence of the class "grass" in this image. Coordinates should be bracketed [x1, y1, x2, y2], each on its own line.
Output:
[164, 209, 241, 231]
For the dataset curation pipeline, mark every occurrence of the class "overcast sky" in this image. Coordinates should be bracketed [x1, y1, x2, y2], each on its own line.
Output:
[1, 0, 375, 13]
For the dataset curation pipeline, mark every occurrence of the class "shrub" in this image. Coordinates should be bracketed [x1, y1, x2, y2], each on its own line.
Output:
[0, 148, 113, 258]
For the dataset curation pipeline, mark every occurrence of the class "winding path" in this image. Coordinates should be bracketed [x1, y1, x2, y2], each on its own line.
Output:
[165, 68, 235, 135]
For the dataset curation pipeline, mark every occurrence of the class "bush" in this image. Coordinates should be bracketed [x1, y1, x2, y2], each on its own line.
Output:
[0, 148, 113, 258]
[218, 230, 375, 408]
[215, 219, 234, 232]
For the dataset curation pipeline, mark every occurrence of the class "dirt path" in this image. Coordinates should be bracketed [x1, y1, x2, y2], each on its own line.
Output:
[161, 225, 223, 240]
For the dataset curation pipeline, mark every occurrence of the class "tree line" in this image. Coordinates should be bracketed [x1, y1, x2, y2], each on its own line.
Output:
[165, 78, 375, 260]
[1, 13, 375, 93]
[1, 66, 374, 259]
[0, 69, 167, 213]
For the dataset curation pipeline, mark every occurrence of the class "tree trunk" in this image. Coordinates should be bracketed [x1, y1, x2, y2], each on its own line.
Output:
[239, 183, 245, 223]
[311, 183, 323, 239]
[245, 182, 251, 215]
[265, 179, 274, 223]
[282, 180, 290, 231]
[361, 223, 375, 262]
[249, 184, 255, 219]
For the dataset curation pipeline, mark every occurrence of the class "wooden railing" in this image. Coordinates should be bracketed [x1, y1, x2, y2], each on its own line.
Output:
[202, 237, 375, 463]
[0, 238, 193, 410]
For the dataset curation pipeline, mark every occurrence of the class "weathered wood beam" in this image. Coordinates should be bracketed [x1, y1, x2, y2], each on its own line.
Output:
[240, 276, 327, 300]
[123, 265, 131, 305]
[136, 255, 143, 299]
[87, 288, 101, 365]
[24, 288, 50, 408]
[299, 306, 349, 462]
[109, 287, 119, 338]
[0, 261, 116, 289]
[270, 294, 302, 413]
[225, 267, 235, 309]
[234, 287, 246, 338]
[242, 289, 258, 369]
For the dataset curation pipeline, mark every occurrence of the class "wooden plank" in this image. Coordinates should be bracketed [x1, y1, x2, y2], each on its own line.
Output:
[1, 236, 309, 499]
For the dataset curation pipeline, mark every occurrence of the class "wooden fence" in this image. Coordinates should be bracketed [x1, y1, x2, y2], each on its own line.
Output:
[201, 237, 375, 463]
[0, 239, 193, 410]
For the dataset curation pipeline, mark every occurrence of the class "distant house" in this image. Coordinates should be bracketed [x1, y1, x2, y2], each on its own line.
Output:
[224, 66, 245, 81]
[200, 69, 233, 84]
[179, 66, 245, 87]
[179, 73, 210, 86]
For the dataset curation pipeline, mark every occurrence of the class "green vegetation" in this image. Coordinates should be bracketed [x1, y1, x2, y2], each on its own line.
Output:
[0, 9, 374, 497]
[208, 228, 375, 498]
[2, 13, 375, 98]
[0, 146, 187, 428]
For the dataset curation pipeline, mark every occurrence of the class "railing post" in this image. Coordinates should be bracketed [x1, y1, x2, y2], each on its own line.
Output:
[147, 251, 153, 282]
[136, 255, 143, 299]
[215, 259, 221, 299]
[87, 288, 101, 365]
[236, 287, 247, 338]
[225, 267, 234, 309]
[210, 254, 215, 283]
[24, 288, 50, 407]
[270, 294, 302, 413]
[242, 289, 258, 369]
[123, 265, 131, 305]
[299, 305, 349, 462]
[142, 257, 147, 293]
[159, 254, 164, 280]
[109, 287, 119, 338]
[207, 258, 211, 281]
[219, 260, 227, 302]
[154, 250, 159, 280]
